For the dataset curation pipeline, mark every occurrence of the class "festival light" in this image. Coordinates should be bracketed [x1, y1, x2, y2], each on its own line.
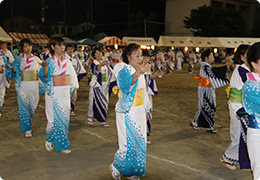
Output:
[114, 43, 118, 50]
[147, 46, 151, 50]
[195, 47, 199, 52]
[171, 47, 174, 50]
[151, 45, 155, 50]
[184, 46, 188, 52]
[214, 48, 218, 54]
[234, 48, 237, 53]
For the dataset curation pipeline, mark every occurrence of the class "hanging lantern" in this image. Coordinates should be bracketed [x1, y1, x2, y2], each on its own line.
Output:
[195, 47, 199, 52]
[214, 48, 218, 54]
[184, 46, 188, 52]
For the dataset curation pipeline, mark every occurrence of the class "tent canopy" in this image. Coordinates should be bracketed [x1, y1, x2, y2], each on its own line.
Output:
[218, 37, 260, 48]
[157, 36, 222, 47]
[98, 36, 127, 46]
[9, 32, 49, 44]
[122, 37, 157, 45]
[63, 37, 80, 45]
[0, 27, 12, 42]
[78, 38, 103, 46]
[158, 36, 260, 48]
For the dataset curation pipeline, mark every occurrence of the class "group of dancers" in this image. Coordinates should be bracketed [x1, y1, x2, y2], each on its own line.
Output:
[3, 36, 260, 179]
[0, 36, 165, 179]
[191, 42, 260, 180]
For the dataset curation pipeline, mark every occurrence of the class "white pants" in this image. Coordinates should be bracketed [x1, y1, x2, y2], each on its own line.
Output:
[223, 102, 242, 163]
[247, 128, 260, 180]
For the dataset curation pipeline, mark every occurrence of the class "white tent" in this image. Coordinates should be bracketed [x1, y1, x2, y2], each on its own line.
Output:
[122, 37, 157, 45]
[157, 36, 222, 47]
[158, 36, 260, 48]
[0, 27, 12, 42]
[218, 37, 260, 48]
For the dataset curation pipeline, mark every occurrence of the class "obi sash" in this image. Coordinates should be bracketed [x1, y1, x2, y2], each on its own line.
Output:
[177, 56, 182, 58]
[168, 56, 173, 59]
[79, 56, 84, 60]
[156, 57, 161, 61]
[189, 58, 194, 61]
[194, 75, 212, 88]
[21, 71, 39, 81]
[229, 88, 242, 103]
[52, 75, 70, 86]
[112, 59, 118, 63]
[117, 89, 144, 107]
[226, 59, 230, 63]
[101, 73, 106, 82]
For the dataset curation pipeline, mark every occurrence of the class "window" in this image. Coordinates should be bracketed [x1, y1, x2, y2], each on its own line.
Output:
[240, 5, 248, 12]
[226, 3, 236, 10]
[211, 0, 223, 8]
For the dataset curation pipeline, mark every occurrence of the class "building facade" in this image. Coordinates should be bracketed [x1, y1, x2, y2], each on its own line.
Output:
[165, 0, 260, 36]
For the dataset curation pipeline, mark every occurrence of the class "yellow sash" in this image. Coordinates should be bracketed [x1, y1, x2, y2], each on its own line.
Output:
[21, 71, 38, 81]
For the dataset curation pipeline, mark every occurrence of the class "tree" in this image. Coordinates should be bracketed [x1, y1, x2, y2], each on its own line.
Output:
[183, 5, 246, 37]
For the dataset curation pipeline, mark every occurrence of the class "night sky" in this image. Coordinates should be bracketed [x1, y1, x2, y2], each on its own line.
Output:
[0, 0, 166, 38]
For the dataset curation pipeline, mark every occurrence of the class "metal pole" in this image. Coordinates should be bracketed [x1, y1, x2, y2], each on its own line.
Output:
[41, 0, 45, 23]
[144, 19, 147, 37]
[90, 0, 93, 39]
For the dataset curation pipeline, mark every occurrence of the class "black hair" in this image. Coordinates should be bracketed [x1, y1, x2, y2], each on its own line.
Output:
[247, 42, 260, 72]
[142, 49, 150, 57]
[66, 44, 74, 51]
[122, 43, 140, 64]
[201, 49, 211, 62]
[233, 44, 250, 65]
[20, 38, 33, 52]
[92, 47, 104, 58]
[48, 36, 66, 55]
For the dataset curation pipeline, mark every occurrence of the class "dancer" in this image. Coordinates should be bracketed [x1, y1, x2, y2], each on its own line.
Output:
[242, 42, 260, 179]
[110, 48, 120, 68]
[65, 44, 87, 115]
[220, 44, 250, 170]
[188, 50, 196, 74]
[86, 47, 116, 127]
[0, 53, 11, 117]
[142, 49, 163, 144]
[110, 43, 151, 180]
[39, 36, 79, 154]
[166, 48, 175, 74]
[191, 49, 230, 133]
[0, 41, 14, 64]
[175, 49, 183, 70]
[10, 38, 43, 137]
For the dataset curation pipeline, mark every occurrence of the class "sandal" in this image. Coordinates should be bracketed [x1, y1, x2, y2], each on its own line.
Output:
[86, 120, 93, 125]
[219, 158, 236, 170]
[45, 141, 54, 152]
[190, 122, 199, 130]
[206, 128, 217, 133]
[101, 122, 109, 127]
[109, 164, 121, 180]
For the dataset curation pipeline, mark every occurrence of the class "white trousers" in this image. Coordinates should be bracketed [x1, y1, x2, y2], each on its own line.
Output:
[247, 128, 260, 180]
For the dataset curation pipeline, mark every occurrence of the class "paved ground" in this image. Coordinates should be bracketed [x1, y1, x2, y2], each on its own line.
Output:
[0, 63, 253, 180]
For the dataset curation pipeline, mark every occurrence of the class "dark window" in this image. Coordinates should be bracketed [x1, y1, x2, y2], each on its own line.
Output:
[240, 5, 248, 12]
[226, 3, 236, 10]
[211, 0, 223, 7]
